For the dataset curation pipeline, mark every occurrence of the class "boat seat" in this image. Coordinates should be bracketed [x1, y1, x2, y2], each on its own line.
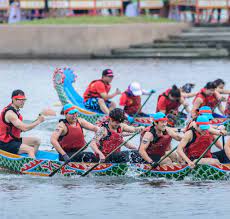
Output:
[21, 150, 59, 161]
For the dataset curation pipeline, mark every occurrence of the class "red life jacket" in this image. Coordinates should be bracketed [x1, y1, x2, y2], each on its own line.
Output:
[0, 104, 22, 143]
[141, 126, 172, 157]
[58, 119, 85, 152]
[156, 89, 181, 114]
[185, 127, 213, 159]
[97, 121, 123, 156]
[83, 79, 111, 101]
[193, 88, 218, 109]
[123, 91, 141, 115]
[225, 95, 230, 116]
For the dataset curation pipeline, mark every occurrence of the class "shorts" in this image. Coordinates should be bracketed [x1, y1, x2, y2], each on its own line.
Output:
[212, 150, 230, 164]
[130, 151, 161, 163]
[59, 151, 97, 162]
[84, 98, 111, 112]
[0, 139, 22, 154]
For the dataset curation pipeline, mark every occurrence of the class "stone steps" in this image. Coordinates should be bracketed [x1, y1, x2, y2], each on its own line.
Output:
[112, 48, 228, 54]
[100, 24, 230, 59]
[131, 42, 215, 49]
[184, 27, 230, 33]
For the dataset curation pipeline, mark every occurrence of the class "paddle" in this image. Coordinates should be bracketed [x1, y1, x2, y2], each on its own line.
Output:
[49, 140, 92, 177]
[138, 146, 178, 177]
[81, 131, 140, 177]
[129, 92, 154, 124]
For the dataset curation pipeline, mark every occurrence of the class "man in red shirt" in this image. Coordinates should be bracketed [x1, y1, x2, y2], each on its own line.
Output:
[83, 69, 121, 114]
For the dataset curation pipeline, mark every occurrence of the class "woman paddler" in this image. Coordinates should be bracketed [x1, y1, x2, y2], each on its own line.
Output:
[138, 112, 182, 165]
[90, 108, 144, 163]
[51, 103, 99, 162]
[156, 85, 190, 126]
[177, 115, 223, 168]
[119, 82, 155, 117]
[191, 82, 225, 118]
[0, 90, 45, 157]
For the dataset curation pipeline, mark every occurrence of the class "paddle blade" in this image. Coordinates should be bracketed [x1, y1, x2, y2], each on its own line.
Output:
[41, 108, 57, 117]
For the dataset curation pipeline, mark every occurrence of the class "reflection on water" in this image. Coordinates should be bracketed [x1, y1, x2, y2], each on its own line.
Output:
[0, 59, 230, 218]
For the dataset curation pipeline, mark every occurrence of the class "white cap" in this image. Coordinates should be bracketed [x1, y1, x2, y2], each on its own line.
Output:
[129, 82, 142, 96]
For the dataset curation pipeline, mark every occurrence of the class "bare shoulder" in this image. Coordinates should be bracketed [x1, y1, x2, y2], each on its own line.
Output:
[5, 110, 18, 122]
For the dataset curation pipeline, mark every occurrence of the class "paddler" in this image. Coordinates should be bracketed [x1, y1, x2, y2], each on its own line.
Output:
[156, 85, 190, 126]
[90, 108, 144, 163]
[119, 81, 155, 117]
[156, 85, 190, 115]
[51, 103, 99, 162]
[177, 115, 224, 167]
[83, 69, 121, 114]
[191, 82, 225, 118]
[138, 112, 182, 165]
[0, 90, 45, 158]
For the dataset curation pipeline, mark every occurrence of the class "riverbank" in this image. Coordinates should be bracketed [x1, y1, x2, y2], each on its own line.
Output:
[0, 17, 189, 59]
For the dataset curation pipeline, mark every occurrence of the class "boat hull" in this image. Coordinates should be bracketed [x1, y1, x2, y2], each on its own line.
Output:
[0, 150, 230, 180]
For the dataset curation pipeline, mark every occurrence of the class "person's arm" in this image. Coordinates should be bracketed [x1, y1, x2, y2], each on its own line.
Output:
[139, 132, 154, 163]
[5, 110, 44, 132]
[176, 131, 195, 168]
[90, 127, 107, 160]
[180, 98, 190, 113]
[121, 123, 144, 133]
[181, 92, 198, 98]
[217, 103, 225, 115]
[78, 118, 98, 132]
[124, 142, 137, 150]
[100, 88, 121, 101]
[209, 127, 227, 136]
[166, 127, 182, 141]
[213, 136, 223, 150]
[191, 97, 203, 118]
[224, 139, 230, 160]
[50, 122, 67, 156]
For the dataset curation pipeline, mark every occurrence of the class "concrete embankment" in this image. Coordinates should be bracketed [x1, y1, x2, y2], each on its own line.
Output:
[99, 25, 230, 59]
[0, 23, 189, 59]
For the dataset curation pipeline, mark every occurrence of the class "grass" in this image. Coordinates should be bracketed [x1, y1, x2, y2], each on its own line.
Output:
[19, 16, 174, 25]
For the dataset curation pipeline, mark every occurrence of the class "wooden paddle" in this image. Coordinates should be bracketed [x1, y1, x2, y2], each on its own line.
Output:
[81, 131, 140, 177]
[40, 108, 57, 117]
[49, 140, 92, 177]
[130, 92, 154, 123]
[138, 146, 178, 177]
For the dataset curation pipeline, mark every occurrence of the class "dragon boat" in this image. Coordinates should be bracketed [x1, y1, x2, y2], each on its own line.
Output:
[52, 67, 230, 130]
[52, 67, 186, 127]
[0, 149, 230, 180]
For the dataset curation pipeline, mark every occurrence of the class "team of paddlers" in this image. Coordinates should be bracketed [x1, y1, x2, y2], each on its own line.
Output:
[0, 69, 230, 168]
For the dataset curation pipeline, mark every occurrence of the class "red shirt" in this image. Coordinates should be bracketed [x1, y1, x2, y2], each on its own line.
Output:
[83, 80, 111, 101]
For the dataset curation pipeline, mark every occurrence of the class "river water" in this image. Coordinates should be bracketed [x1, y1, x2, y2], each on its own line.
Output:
[0, 59, 230, 219]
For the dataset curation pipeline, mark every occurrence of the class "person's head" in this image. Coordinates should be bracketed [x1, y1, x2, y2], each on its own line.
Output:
[181, 83, 195, 93]
[153, 112, 168, 132]
[11, 89, 26, 109]
[196, 115, 210, 132]
[102, 69, 114, 84]
[169, 85, 181, 101]
[109, 108, 125, 129]
[204, 82, 217, 96]
[198, 106, 214, 120]
[128, 82, 142, 96]
[213, 78, 225, 90]
[63, 103, 78, 123]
